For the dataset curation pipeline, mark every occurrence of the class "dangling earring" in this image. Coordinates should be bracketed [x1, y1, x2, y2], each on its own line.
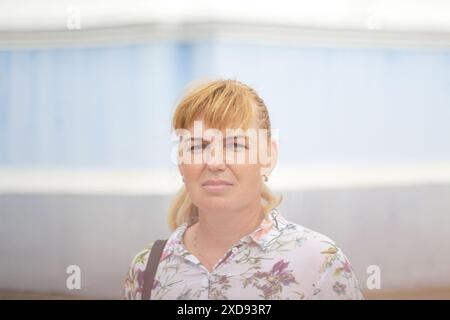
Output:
[262, 174, 269, 182]
[182, 176, 185, 183]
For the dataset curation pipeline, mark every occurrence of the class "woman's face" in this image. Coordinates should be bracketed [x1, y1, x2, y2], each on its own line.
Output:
[178, 115, 277, 214]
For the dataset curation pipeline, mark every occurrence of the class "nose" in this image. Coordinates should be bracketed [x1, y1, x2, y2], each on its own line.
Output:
[204, 142, 226, 171]
[206, 159, 226, 172]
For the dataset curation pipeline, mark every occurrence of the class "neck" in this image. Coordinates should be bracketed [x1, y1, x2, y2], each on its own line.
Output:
[195, 202, 265, 251]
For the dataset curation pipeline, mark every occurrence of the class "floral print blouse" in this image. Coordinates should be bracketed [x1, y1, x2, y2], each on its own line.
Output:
[124, 208, 364, 300]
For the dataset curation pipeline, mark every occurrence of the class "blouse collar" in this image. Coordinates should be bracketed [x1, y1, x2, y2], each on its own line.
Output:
[162, 207, 291, 260]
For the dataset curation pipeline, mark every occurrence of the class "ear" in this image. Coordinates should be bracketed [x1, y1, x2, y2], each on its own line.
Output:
[177, 138, 187, 177]
[260, 139, 278, 177]
[178, 164, 184, 177]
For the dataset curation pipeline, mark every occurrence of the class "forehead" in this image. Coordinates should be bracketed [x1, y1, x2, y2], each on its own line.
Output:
[183, 124, 256, 144]
[186, 113, 259, 132]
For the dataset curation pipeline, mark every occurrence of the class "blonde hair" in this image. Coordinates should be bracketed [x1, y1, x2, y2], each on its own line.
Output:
[168, 79, 282, 231]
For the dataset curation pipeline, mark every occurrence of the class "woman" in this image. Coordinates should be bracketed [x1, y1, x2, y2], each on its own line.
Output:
[124, 79, 364, 300]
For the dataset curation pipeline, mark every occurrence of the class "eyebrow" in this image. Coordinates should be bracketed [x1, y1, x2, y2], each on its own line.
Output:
[188, 135, 248, 143]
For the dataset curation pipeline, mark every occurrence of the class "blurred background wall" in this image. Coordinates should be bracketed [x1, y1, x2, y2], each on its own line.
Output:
[0, 0, 449, 299]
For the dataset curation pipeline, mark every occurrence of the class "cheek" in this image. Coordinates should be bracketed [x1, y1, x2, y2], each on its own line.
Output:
[181, 166, 204, 204]
[181, 165, 203, 184]
[232, 164, 261, 189]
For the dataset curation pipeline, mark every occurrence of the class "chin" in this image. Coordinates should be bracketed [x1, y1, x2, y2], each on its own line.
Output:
[199, 199, 231, 212]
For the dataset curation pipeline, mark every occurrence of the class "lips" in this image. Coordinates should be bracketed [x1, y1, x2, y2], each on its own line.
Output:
[202, 179, 233, 186]
[202, 179, 233, 192]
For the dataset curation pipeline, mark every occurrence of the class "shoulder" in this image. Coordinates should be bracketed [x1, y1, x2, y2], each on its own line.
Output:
[276, 221, 363, 299]
[123, 242, 154, 300]
[276, 219, 353, 273]
[279, 219, 343, 258]
[132, 242, 155, 266]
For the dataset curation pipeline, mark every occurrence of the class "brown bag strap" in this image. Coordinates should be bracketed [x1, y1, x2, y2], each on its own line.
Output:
[142, 239, 167, 300]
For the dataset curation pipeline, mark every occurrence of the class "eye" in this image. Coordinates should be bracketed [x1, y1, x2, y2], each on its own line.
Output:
[190, 144, 203, 151]
[225, 139, 247, 151]
[189, 141, 209, 152]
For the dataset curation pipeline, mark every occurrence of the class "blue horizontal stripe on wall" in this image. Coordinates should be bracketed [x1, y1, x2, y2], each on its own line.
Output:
[0, 42, 192, 168]
[0, 40, 449, 168]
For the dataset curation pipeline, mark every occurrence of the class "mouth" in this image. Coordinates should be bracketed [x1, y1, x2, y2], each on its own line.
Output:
[201, 179, 233, 192]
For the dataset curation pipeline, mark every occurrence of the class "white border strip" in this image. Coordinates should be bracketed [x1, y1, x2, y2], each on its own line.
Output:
[1, 163, 450, 195]
[1, 0, 450, 50]
[2, 0, 450, 33]
[3, 24, 450, 51]
[271, 163, 450, 191]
